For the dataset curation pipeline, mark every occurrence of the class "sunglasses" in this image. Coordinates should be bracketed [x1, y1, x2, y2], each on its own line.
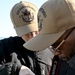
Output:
[49, 27, 75, 54]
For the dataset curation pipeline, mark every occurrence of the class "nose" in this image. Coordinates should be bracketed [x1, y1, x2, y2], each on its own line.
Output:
[32, 32, 37, 37]
[29, 32, 37, 38]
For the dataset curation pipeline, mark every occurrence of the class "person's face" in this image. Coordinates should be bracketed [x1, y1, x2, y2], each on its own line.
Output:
[51, 28, 75, 61]
[22, 31, 39, 42]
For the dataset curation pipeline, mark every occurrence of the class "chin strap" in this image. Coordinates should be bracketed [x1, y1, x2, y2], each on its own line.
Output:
[49, 55, 60, 75]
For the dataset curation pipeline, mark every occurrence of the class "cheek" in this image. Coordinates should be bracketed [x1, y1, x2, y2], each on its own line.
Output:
[28, 37, 33, 40]
[60, 44, 73, 57]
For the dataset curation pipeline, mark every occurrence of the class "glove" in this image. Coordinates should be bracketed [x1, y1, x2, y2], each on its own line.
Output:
[19, 65, 35, 75]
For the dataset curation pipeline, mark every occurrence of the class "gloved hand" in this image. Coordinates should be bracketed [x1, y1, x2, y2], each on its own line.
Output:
[19, 65, 35, 75]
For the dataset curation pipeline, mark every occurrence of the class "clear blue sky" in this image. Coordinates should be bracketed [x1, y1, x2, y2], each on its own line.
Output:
[0, 0, 47, 37]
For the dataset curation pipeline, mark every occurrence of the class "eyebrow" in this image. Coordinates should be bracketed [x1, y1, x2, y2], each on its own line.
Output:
[63, 27, 75, 40]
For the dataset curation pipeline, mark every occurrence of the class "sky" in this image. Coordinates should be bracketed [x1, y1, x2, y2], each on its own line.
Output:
[0, 0, 47, 37]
